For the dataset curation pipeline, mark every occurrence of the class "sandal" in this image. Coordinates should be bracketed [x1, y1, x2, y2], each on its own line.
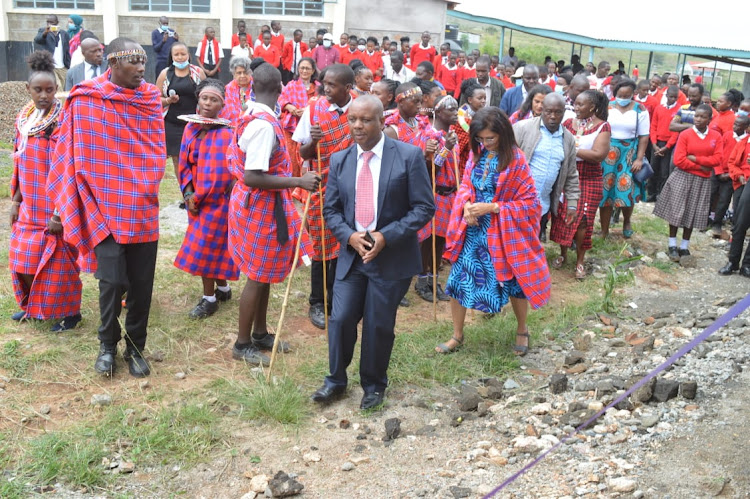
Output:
[623, 224, 634, 239]
[513, 331, 530, 357]
[551, 255, 566, 269]
[575, 264, 586, 280]
[436, 335, 463, 354]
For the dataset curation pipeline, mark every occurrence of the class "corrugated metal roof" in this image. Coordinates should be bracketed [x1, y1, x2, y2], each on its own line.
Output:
[449, 2, 750, 59]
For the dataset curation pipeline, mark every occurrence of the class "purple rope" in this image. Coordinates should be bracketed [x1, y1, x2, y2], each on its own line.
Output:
[484, 292, 750, 498]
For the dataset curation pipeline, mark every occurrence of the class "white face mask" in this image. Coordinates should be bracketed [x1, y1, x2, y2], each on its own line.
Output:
[358, 44, 365, 51]
[323, 40, 332, 48]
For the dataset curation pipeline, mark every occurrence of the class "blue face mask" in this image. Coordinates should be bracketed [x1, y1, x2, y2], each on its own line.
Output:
[173, 60, 189, 69]
[161, 25, 169, 32]
[68, 23, 77, 30]
[616, 98, 632, 107]
[738, 110, 749, 117]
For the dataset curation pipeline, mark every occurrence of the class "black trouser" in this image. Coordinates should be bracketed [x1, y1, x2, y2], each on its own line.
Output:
[94, 236, 158, 351]
[309, 258, 337, 308]
[710, 173, 734, 228]
[728, 182, 750, 267]
[281, 66, 294, 85]
[539, 212, 549, 240]
[154, 60, 168, 80]
[649, 141, 673, 200]
[732, 184, 745, 225]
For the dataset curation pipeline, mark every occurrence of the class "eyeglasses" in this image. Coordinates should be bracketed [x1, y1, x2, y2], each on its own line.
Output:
[474, 136, 498, 144]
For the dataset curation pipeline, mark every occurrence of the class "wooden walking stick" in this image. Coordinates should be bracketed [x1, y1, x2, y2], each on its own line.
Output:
[452, 147, 460, 187]
[430, 156, 437, 322]
[316, 144, 329, 334]
[267, 195, 312, 381]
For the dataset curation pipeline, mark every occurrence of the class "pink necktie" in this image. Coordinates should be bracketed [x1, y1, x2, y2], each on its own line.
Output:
[356, 151, 375, 228]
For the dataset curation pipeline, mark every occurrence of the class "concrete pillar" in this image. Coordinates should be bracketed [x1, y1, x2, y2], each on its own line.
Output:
[588, 46, 594, 63]
[743, 73, 750, 99]
[331, 0, 348, 38]
[0, 0, 11, 42]
[217, 0, 234, 50]
[103, 0, 124, 44]
[498, 26, 504, 61]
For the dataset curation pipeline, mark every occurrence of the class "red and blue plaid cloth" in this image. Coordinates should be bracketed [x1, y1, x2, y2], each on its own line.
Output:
[174, 123, 239, 281]
[426, 127, 459, 238]
[292, 97, 352, 261]
[47, 70, 166, 255]
[227, 108, 311, 283]
[10, 114, 81, 319]
[221, 79, 251, 124]
[443, 147, 551, 309]
[279, 79, 318, 134]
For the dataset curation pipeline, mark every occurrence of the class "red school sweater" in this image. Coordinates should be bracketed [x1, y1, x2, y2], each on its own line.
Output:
[672, 127, 724, 178]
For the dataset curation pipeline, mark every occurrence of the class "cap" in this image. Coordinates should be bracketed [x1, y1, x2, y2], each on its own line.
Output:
[512, 66, 524, 78]
[322, 33, 334, 41]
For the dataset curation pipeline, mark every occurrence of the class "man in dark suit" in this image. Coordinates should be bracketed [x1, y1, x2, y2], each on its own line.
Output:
[313, 95, 435, 410]
[65, 37, 108, 91]
[459, 56, 505, 108]
[33, 14, 71, 89]
[500, 64, 540, 116]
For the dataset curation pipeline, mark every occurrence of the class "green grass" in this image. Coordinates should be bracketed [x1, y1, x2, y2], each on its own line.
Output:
[208, 375, 309, 426]
[0, 340, 29, 378]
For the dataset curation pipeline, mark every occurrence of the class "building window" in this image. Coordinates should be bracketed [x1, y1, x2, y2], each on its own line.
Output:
[15, 0, 95, 8]
[244, 0, 323, 17]
[129, 0, 211, 12]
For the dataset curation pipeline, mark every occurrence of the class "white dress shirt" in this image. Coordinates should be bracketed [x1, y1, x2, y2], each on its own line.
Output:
[385, 65, 415, 83]
[240, 102, 278, 171]
[354, 133, 385, 232]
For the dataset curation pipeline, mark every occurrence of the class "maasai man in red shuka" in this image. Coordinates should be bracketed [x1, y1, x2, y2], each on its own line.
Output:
[9, 51, 82, 331]
[417, 94, 460, 304]
[227, 62, 320, 367]
[292, 64, 354, 330]
[174, 79, 239, 320]
[47, 38, 165, 378]
[383, 82, 436, 302]
[279, 56, 319, 177]
[438, 107, 550, 356]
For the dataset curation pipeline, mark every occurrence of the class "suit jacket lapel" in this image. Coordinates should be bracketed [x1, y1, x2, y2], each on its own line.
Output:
[376, 137, 395, 224]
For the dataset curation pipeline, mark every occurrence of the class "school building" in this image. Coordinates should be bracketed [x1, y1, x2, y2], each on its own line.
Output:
[0, 0, 452, 82]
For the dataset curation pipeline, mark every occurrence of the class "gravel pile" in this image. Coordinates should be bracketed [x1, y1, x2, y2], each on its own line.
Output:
[0, 81, 30, 146]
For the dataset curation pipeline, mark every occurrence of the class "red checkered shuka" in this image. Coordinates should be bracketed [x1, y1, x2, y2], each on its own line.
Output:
[227, 107, 312, 283]
[10, 107, 81, 319]
[426, 127, 458, 238]
[46, 70, 166, 255]
[443, 147, 551, 309]
[174, 123, 239, 281]
[221, 79, 252, 124]
[292, 97, 351, 260]
[279, 79, 318, 134]
[385, 110, 429, 150]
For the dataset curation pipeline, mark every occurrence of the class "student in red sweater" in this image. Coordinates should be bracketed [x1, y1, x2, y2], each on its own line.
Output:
[454, 53, 476, 99]
[648, 86, 681, 201]
[634, 79, 657, 116]
[711, 115, 750, 234]
[340, 36, 362, 65]
[653, 104, 723, 260]
[433, 43, 450, 83]
[336, 32, 349, 56]
[711, 92, 737, 136]
[269, 20, 284, 51]
[255, 31, 281, 68]
[438, 52, 459, 96]
[230, 20, 247, 48]
[719, 117, 750, 276]
[410, 31, 437, 70]
[361, 37, 384, 81]
[281, 29, 308, 83]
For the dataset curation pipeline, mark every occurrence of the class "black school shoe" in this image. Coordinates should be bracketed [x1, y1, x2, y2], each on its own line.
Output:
[189, 298, 218, 319]
[252, 332, 290, 353]
[308, 303, 326, 329]
[232, 343, 270, 366]
[668, 246, 680, 262]
[124, 348, 151, 378]
[215, 288, 232, 302]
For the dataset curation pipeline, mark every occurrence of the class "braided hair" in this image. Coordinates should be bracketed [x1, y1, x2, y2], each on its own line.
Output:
[195, 78, 225, 100]
[580, 89, 609, 121]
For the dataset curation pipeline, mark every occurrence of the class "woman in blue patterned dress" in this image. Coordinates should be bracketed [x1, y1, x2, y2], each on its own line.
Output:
[437, 107, 551, 355]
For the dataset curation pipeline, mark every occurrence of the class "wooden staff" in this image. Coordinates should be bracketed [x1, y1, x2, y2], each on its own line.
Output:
[429, 156, 437, 322]
[267, 195, 312, 381]
[316, 144, 329, 334]
[452, 147, 460, 187]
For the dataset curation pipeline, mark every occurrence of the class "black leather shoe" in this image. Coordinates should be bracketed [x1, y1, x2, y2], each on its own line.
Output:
[678, 248, 691, 257]
[668, 246, 680, 262]
[189, 298, 218, 319]
[232, 343, 270, 366]
[308, 303, 326, 330]
[311, 384, 346, 403]
[50, 313, 82, 332]
[11, 310, 26, 321]
[741, 266, 750, 278]
[252, 332, 290, 353]
[399, 296, 410, 307]
[436, 283, 450, 302]
[124, 349, 150, 378]
[94, 345, 117, 376]
[360, 391, 385, 410]
[415, 276, 434, 302]
[718, 262, 738, 275]
[215, 288, 232, 302]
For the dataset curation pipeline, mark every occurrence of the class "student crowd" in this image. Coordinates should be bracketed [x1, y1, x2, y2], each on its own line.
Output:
[10, 15, 750, 409]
